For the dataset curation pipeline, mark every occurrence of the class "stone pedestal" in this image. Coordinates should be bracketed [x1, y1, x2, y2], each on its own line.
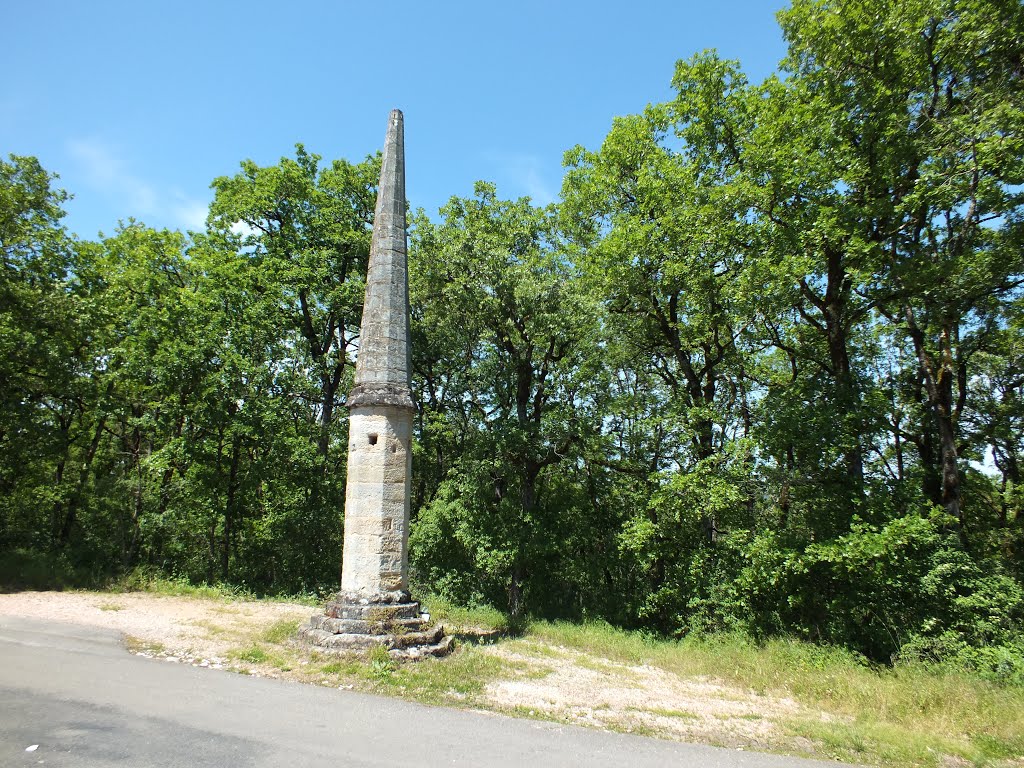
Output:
[298, 591, 453, 660]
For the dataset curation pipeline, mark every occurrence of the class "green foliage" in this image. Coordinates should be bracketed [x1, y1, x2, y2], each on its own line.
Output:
[899, 569, 1024, 685]
[554, 0, 1024, 670]
[229, 644, 270, 665]
[409, 183, 602, 618]
[0, 146, 376, 596]
[416, 592, 510, 634]
[0, 549, 88, 591]
[367, 643, 396, 680]
[2, 0, 1023, 694]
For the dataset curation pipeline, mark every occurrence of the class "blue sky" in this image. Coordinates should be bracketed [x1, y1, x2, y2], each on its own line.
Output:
[3, 1, 789, 240]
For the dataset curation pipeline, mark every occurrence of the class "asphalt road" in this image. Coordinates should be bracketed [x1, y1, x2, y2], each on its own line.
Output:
[0, 615, 849, 767]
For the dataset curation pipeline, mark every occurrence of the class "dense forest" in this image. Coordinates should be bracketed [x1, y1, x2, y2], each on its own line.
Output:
[2, 0, 1023, 680]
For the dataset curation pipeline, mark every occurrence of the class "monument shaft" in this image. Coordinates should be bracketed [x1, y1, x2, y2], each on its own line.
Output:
[340, 406, 412, 595]
[300, 109, 450, 658]
[341, 109, 414, 599]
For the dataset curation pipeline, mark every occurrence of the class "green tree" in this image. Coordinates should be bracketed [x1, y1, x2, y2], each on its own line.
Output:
[203, 146, 379, 588]
[561, 58, 764, 629]
[0, 155, 85, 553]
[778, 0, 1024, 538]
[208, 145, 377, 465]
[410, 184, 598, 617]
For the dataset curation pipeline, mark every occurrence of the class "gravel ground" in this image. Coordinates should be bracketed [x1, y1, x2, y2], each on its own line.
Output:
[0, 590, 817, 752]
[0, 590, 311, 657]
[479, 644, 813, 749]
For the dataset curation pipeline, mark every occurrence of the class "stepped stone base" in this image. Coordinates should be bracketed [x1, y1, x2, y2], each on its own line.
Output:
[298, 591, 453, 661]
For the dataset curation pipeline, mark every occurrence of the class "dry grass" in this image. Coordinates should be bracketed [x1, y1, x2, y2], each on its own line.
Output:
[3, 590, 1022, 767]
[523, 622, 1024, 767]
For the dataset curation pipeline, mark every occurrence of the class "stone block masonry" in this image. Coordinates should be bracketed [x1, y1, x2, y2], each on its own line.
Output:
[341, 407, 411, 597]
[299, 109, 450, 660]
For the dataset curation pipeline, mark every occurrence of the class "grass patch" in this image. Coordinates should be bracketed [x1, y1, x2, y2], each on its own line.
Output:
[102, 567, 322, 606]
[190, 619, 227, 636]
[508, 638, 572, 660]
[261, 619, 301, 644]
[523, 620, 1024, 766]
[229, 644, 271, 664]
[225, 642, 294, 672]
[210, 605, 242, 615]
[417, 594, 510, 634]
[574, 654, 632, 676]
[527, 620, 665, 665]
[642, 707, 699, 720]
[97, 601, 124, 611]
[112, 570, 250, 601]
[786, 718, 988, 767]
[124, 636, 165, 655]
[367, 644, 396, 680]
[377, 645, 513, 702]
[317, 658, 363, 677]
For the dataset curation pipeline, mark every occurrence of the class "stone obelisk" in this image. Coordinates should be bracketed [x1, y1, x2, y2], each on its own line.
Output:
[300, 109, 450, 659]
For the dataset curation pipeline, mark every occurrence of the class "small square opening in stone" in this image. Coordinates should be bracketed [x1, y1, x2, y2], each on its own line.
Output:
[368, 433, 378, 445]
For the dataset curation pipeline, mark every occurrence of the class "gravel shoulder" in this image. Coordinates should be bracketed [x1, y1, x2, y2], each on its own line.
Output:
[0, 590, 825, 757]
[0, 589, 310, 657]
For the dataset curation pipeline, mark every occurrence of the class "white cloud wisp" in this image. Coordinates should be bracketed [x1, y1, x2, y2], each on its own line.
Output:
[67, 137, 209, 233]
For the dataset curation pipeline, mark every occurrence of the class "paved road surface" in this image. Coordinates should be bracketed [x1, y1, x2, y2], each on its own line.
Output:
[0, 615, 849, 767]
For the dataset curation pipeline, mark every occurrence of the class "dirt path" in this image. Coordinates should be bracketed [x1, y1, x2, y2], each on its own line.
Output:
[0, 590, 309, 653]
[479, 642, 810, 750]
[0, 591, 819, 754]
[0, 590, 312, 669]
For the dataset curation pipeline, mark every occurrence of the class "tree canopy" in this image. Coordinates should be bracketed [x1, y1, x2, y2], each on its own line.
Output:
[2, 0, 1022, 683]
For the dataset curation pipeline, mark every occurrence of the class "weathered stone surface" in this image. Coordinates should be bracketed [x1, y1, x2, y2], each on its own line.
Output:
[298, 608, 447, 651]
[308, 614, 426, 635]
[346, 382, 414, 410]
[395, 634, 455, 660]
[341, 407, 412, 596]
[349, 109, 412, 400]
[297, 624, 453, 660]
[299, 109, 449, 660]
[323, 599, 420, 620]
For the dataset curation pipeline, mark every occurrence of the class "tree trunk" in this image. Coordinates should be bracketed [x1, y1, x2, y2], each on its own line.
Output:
[124, 409, 144, 567]
[222, 434, 242, 581]
[801, 244, 865, 498]
[934, 373, 964, 532]
[825, 316, 864, 491]
[58, 402, 110, 546]
[318, 364, 342, 460]
[508, 557, 526, 620]
[993, 447, 1019, 530]
[509, 464, 539, 619]
[905, 309, 965, 541]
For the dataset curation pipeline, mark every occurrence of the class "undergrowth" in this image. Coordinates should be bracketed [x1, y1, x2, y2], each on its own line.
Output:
[108, 567, 323, 605]
[0, 551, 325, 605]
